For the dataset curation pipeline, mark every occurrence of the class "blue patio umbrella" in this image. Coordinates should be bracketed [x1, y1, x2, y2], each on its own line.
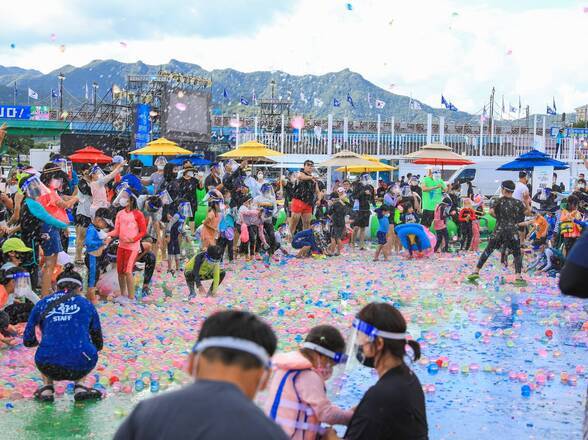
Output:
[496, 149, 569, 171]
[169, 155, 211, 166]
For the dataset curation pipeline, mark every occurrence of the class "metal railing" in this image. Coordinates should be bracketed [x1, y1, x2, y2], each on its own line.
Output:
[239, 132, 578, 160]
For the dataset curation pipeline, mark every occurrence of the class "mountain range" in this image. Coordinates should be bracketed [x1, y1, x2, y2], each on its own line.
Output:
[0, 59, 480, 123]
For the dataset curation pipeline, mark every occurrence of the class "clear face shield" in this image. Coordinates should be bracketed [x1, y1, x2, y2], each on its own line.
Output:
[179, 201, 193, 219]
[360, 174, 372, 186]
[260, 184, 275, 199]
[52, 158, 69, 174]
[342, 318, 408, 374]
[225, 160, 238, 173]
[90, 165, 106, 180]
[158, 190, 173, 206]
[9, 271, 32, 296]
[301, 341, 348, 381]
[21, 176, 51, 200]
[401, 185, 413, 198]
[113, 186, 134, 208]
[154, 156, 168, 170]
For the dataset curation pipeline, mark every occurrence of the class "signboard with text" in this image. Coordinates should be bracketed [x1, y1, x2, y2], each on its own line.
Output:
[0, 105, 31, 120]
[134, 104, 151, 148]
[531, 166, 553, 208]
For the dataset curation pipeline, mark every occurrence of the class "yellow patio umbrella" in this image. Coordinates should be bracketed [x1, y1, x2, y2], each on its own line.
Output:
[130, 137, 192, 156]
[335, 155, 397, 173]
[219, 140, 283, 160]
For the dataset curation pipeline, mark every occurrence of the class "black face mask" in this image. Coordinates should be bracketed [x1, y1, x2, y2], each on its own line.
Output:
[356, 345, 375, 369]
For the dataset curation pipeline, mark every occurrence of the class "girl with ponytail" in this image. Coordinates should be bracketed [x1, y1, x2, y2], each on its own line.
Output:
[328, 302, 427, 440]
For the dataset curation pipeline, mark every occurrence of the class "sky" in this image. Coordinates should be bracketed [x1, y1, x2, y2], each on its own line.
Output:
[2, 0, 588, 115]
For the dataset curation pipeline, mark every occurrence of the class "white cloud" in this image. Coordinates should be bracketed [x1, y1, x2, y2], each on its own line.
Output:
[1, 0, 588, 114]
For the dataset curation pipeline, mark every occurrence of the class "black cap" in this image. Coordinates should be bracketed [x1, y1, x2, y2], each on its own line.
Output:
[501, 180, 516, 192]
[519, 171, 527, 179]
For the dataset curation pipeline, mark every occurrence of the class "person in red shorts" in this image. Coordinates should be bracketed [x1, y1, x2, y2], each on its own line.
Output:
[108, 187, 146, 304]
[289, 160, 319, 235]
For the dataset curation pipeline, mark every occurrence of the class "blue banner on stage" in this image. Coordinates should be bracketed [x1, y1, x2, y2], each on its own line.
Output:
[135, 104, 151, 148]
[0, 105, 31, 120]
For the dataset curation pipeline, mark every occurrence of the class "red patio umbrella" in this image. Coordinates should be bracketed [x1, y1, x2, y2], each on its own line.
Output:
[404, 143, 474, 168]
[69, 146, 113, 164]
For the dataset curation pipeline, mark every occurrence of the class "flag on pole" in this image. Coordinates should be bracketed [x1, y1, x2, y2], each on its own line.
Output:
[333, 98, 341, 107]
[252, 89, 257, 105]
[346, 94, 355, 108]
[367, 93, 373, 109]
[14, 82, 17, 97]
[518, 96, 522, 112]
[84, 83, 89, 101]
[313, 97, 324, 107]
[223, 88, 228, 99]
[441, 96, 458, 112]
[28, 88, 38, 99]
[509, 104, 516, 113]
[239, 97, 249, 106]
[481, 106, 487, 123]
[501, 96, 505, 114]
[553, 97, 557, 113]
[409, 99, 422, 110]
[375, 99, 386, 109]
[547, 106, 556, 116]
[51, 89, 58, 98]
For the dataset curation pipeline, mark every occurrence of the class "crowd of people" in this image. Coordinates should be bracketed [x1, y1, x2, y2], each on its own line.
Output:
[0, 150, 586, 438]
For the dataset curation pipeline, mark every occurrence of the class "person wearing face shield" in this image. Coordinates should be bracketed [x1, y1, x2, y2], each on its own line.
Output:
[204, 163, 223, 191]
[0, 266, 39, 344]
[201, 196, 223, 249]
[165, 199, 193, 274]
[265, 325, 353, 439]
[120, 159, 147, 195]
[114, 310, 286, 440]
[421, 168, 446, 228]
[222, 159, 248, 209]
[350, 174, 375, 250]
[178, 163, 204, 233]
[16, 175, 69, 291]
[108, 187, 147, 302]
[254, 183, 278, 253]
[324, 303, 427, 440]
[141, 156, 167, 193]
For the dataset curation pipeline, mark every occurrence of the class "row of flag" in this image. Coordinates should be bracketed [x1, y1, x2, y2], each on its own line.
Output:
[224, 88, 388, 110]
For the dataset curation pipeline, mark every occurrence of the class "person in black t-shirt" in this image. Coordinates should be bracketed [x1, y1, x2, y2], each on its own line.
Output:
[324, 302, 427, 440]
[468, 180, 530, 286]
[289, 160, 319, 235]
[114, 310, 287, 440]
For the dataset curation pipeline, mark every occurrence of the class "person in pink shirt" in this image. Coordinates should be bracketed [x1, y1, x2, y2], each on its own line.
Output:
[108, 188, 146, 303]
[89, 161, 125, 217]
[265, 325, 353, 439]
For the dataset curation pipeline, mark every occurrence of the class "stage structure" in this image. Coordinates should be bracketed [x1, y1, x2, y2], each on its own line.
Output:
[258, 79, 291, 133]
[63, 70, 212, 154]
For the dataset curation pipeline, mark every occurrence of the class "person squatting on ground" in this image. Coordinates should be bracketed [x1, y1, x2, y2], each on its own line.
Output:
[184, 245, 225, 298]
[23, 264, 104, 402]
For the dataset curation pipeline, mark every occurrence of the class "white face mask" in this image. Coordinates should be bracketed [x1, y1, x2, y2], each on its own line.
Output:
[432, 173, 441, 180]
[186, 171, 194, 178]
[157, 165, 165, 171]
[245, 171, 252, 177]
[119, 198, 129, 207]
[257, 173, 264, 180]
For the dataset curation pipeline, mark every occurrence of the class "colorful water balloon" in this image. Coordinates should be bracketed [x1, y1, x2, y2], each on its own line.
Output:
[50, 33, 57, 41]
